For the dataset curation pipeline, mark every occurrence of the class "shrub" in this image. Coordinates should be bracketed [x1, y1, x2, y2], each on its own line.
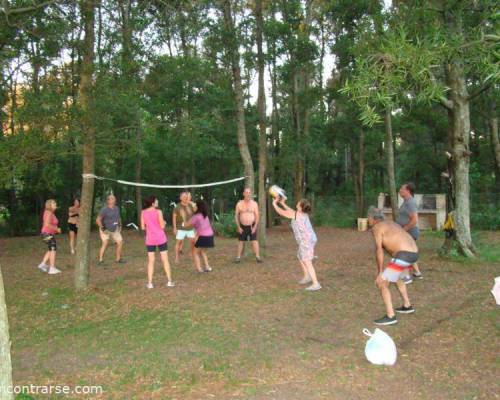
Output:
[212, 212, 238, 238]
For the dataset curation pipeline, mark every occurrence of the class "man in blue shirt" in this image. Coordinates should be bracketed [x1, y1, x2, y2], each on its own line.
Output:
[96, 194, 126, 265]
[396, 182, 423, 283]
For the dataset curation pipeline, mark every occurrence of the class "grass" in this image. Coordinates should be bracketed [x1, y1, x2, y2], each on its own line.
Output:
[1, 227, 499, 399]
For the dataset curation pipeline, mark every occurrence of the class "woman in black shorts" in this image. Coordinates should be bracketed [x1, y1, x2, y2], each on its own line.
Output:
[183, 200, 215, 272]
[68, 198, 80, 255]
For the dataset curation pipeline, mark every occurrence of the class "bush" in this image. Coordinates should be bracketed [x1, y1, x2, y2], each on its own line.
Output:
[312, 197, 357, 228]
[212, 212, 238, 238]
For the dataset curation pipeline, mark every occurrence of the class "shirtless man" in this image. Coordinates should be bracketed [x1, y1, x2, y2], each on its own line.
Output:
[368, 206, 417, 326]
[234, 188, 262, 263]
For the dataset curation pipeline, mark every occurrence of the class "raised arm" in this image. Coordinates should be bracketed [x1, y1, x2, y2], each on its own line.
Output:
[272, 198, 295, 219]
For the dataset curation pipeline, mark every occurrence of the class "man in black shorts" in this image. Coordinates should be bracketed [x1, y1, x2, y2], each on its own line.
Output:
[234, 188, 262, 263]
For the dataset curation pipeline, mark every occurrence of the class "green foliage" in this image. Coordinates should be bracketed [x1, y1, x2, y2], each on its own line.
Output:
[213, 212, 238, 238]
[0, 0, 498, 237]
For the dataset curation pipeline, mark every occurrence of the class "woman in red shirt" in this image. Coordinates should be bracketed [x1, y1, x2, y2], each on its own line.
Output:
[38, 199, 62, 274]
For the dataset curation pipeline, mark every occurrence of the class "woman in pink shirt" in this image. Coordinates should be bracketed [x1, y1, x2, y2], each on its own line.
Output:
[183, 200, 214, 273]
[38, 199, 62, 274]
[140, 195, 174, 289]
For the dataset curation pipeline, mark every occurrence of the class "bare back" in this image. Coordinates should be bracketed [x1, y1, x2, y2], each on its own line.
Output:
[372, 220, 418, 256]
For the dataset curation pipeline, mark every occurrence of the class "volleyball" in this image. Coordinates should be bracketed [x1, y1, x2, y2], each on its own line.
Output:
[269, 185, 287, 200]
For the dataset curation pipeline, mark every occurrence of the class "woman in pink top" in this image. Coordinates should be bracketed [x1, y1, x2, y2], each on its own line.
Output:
[183, 200, 214, 273]
[38, 199, 62, 275]
[140, 195, 174, 289]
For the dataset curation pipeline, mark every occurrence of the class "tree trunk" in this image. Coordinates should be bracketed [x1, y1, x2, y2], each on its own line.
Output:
[384, 108, 398, 220]
[292, 69, 303, 201]
[74, 0, 96, 291]
[0, 266, 14, 400]
[135, 126, 142, 225]
[255, 0, 267, 247]
[352, 129, 365, 217]
[222, 0, 254, 192]
[490, 104, 500, 171]
[445, 61, 476, 257]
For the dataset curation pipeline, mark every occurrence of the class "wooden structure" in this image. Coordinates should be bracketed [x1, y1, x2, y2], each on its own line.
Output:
[377, 193, 446, 230]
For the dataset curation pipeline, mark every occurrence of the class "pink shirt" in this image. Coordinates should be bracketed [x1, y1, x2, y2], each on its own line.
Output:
[190, 213, 214, 236]
[41, 210, 58, 234]
[142, 208, 167, 246]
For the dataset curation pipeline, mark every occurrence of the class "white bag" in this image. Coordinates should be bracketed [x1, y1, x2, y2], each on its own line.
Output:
[363, 328, 397, 366]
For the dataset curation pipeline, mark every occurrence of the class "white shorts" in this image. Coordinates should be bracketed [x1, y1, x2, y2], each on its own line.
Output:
[176, 229, 195, 240]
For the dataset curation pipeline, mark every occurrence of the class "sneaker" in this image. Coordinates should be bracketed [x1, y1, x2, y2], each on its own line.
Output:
[97, 260, 105, 266]
[305, 283, 322, 291]
[256, 257, 263, 263]
[146, 282, 154, 289]
[413, 272, 423, 280]
[48, 267, 61, 275]
[70, 249, 75, 255]
[298, 277, 312, 285]
[204, 266, 212, 272]
[402, 275, 413, 285]
[37, 263, 48, 272]
[234, 257, 241, 264]
[374, 315, 398, 325]
[115, 259, 126, 264]
[166, 281, 175, 287]
[395, 305, 415, 314]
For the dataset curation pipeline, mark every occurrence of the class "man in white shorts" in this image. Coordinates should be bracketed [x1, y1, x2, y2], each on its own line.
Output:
[368, 206, 418, 326]
[172, 191, 196, 263]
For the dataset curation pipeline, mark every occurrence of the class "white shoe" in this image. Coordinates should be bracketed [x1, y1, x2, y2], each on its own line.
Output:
[146, 282, 154, 289]
[70, 249, 75, 255]
[305, 283, 321, 291]
[37, 263, 48, 272]
[298, 276, 312, 285]
[204, 266, 212, 272]
[48, 267, 61, 275]
[166, 281, 175, 287]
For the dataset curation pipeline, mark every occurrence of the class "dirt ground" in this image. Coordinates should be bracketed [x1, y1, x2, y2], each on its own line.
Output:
[1, 226, 499, 400]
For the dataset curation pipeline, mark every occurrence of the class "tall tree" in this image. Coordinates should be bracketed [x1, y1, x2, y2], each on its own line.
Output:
[74, 0, 96, 290]
[384, 107, 398, 219]
[341, 1, 498, 256]
[254, 0, 267, 246]
[221, 0, 255, 192]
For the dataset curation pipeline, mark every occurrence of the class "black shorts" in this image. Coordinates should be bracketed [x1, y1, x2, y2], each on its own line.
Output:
[393, 251, 419, 264]
[68, 223, 78, 234]
[239, 225, 257, 241]
[195, 235, 214, 248]
[41, 234, 57, 251]
[146, 242, 168, 253]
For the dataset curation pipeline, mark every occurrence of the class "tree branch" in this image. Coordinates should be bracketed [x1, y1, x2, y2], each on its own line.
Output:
[439, 97, 453, 110]
[1, 0, 59, 16]
[467, 83, 492, 102]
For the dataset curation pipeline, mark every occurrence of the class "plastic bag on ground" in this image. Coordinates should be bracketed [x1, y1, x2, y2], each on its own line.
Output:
[363, 328, 397, 366]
